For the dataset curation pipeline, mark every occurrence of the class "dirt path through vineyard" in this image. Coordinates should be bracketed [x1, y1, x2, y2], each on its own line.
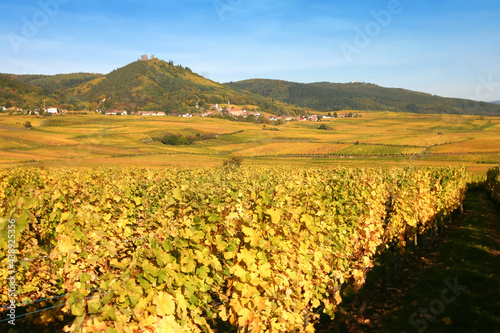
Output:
[316, 190, 500, 333]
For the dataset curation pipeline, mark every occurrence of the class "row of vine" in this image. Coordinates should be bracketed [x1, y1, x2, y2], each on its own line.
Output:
[0, 166, 467, 332]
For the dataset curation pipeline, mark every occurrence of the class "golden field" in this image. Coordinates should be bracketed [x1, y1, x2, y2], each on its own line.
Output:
[1, 111, 499, 174]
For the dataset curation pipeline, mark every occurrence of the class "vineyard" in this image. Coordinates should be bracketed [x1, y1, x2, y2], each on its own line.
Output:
[0, 166, 472, 332]
[486, 166, 500, 205]
[2, 112, 500, 173]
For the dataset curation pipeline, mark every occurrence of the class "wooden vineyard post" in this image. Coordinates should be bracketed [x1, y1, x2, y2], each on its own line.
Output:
[413, 229, 419, 260]
[392, 245, 399, 283]
[430, 226, 434, 245]
[381, 250, 388, 293]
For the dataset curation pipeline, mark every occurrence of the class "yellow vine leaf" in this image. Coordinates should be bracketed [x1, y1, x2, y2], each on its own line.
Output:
[268, 209, 281, 224]
[58, 235, 75, 253]
[157, 315, 182, 332]
[442, 317, 452, 325]
[334, 290, 342, 304]
[237, 248, 256, 267]
[219, 306, 229, 321]
[259, 262, 272, 278]
[175, 292, 188, 317]
[238, 308, 253, 326]
[242, 226, 254, 237]
[224, 251, 235, 260]
[230, 264, 247, 279]
[312, 298, 321, 308]
[153, 292, 175, 316]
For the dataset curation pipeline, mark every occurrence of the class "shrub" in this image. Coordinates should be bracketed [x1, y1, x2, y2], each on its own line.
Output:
[159, 134, 194, 145]
[318, 124, 330, 130]
[155, 132, 216, 146]
[223, 156, 243, 167]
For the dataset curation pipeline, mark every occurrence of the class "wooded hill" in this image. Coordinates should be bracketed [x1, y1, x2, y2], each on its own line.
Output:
[0, 74, 49, 110]
[3, 61, 500, 116]
[12, 72, 102, 93]
[3, 60, 307, 115]
[226, 79, 500, 116]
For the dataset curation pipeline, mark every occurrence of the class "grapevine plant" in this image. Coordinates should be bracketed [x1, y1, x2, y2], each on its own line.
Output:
[0, 166, 468, 332]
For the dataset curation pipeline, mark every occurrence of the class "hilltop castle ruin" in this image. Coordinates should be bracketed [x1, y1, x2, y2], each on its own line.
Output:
[140, 54, 155, 61]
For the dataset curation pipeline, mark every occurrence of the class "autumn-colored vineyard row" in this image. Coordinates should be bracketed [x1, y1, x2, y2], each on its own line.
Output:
[486, 166, 500, 204]
[0, 166, 467, 332]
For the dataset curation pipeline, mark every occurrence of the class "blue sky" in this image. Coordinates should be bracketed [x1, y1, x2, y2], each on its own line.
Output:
[0, 0, 499, 101]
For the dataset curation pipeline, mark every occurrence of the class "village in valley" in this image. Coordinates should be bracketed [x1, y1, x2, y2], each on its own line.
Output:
[7, 105, 359, 122]
[1, 54, 361, 124]
[4, 100, 360, 123]
[99, 101, 359, 122]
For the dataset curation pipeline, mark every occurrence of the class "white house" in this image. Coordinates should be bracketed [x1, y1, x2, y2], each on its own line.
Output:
[46, 107, 58, 114]
[212, 104, 223, 112]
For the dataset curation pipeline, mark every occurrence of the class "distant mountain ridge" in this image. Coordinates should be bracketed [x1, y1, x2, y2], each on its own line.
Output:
[491, 100, 500, 105]
[2, 60, 500, 116]
[226, 79, 500, 116]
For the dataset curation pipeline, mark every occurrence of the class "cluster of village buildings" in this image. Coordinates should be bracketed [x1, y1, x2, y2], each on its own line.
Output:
[3, 104, 359, 122]
[99, 104, 358, 121]
[2, 106, 60, 115]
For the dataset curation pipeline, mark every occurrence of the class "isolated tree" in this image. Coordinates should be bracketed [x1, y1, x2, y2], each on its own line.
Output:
[318, 124, 329, 130]
[333, 112, 338, 118]
[23, 121, 32, 129]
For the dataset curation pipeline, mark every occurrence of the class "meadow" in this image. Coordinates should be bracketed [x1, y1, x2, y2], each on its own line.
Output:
[1, 111, 499, 174]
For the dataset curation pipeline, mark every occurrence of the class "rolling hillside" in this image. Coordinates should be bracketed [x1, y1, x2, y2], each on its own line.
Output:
[226, 79, 500, 116]
[0, 73, 50, 110]
[4, 60, 308, 115]
[75, 59, 310, 114]
[4, 61, 500, 116]
[11, 73, 103, 94]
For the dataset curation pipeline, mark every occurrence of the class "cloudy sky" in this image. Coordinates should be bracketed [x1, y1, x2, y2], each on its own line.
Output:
[0, 0, 499, 101]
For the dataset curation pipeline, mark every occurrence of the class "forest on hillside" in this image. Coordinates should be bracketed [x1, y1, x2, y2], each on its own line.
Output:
[3, 61, 499, 117]
[227, 79, 500, 116]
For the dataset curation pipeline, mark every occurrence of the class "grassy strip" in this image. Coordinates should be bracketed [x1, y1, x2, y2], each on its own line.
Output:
[381, 190, 500, 332]
[315, 190, 500, 332]
[388, 190, 499, 332]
